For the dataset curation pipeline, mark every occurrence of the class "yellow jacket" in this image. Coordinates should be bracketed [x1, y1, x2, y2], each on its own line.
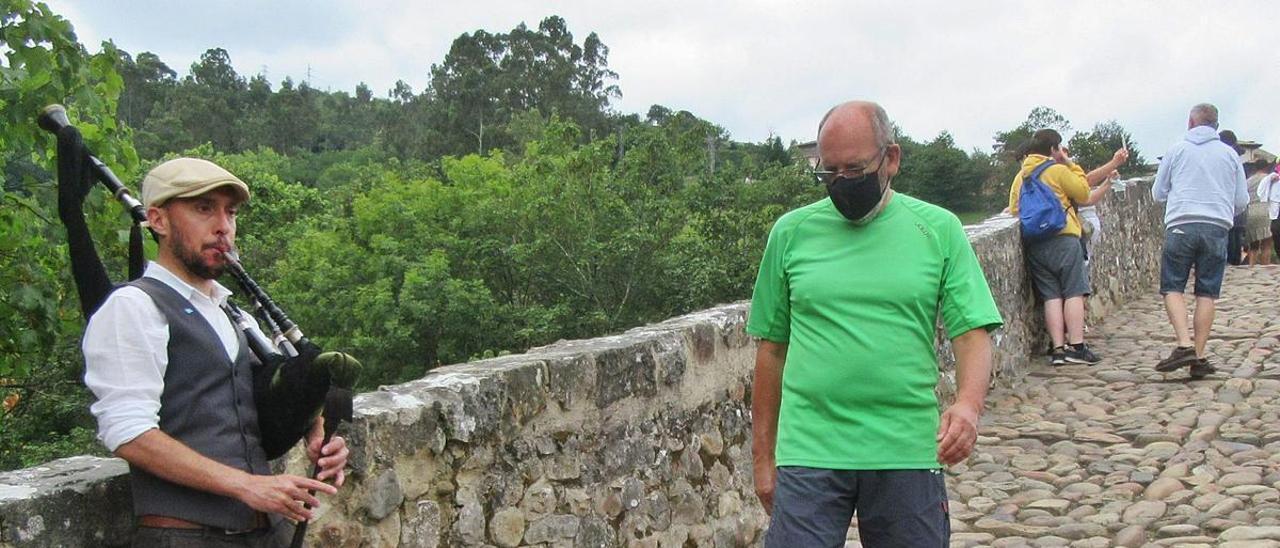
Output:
[1007, 154, 1090, 237]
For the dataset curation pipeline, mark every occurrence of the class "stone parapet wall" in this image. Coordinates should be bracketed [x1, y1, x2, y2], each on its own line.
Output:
[0, 180, 1165, 547]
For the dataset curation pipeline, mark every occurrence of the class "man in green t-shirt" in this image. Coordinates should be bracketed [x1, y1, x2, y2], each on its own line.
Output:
[748, 101, 1003, 547]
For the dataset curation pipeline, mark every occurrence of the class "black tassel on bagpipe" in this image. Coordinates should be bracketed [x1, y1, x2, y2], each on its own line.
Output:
[49, 112, 139, 317]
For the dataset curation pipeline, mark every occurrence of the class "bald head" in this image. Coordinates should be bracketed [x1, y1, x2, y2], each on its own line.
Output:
[817, 101, 895, 148]
[815, 101, 901, 183]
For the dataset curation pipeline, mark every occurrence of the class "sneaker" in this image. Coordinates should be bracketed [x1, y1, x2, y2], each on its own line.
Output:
[1189, 358, 1217, 379]
[1156, 346, 1198, 372]
[1064, 343, 1101, 365]
[1051, 346, 1067, 366]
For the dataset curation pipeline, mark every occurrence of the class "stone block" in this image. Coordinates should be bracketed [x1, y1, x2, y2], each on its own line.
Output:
[520, 477, 557, 518]
[594, 343, 658, 408]
[698, 429, 724, 458]
[400, 500, 441, 548]
[646, 491, 672, 531]
[525, 514, 580, 544]
[544, 354, 596, 410]
[489, 507, 525, 547]
[368, 509, 401, 548]
[0, 456, 132, 547]
[547, 453, 582, 481]
[452, 502, 486, 546]
[395, 450, 439, 501]
[652, 334, 688, 387]
[601, 424, 657, 479]
[575, 515, 614, 548]
[565, 488, 592, 516]
[363, 469, 405, 520]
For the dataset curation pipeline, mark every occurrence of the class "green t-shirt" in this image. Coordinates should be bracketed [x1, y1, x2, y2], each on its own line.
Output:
[746, 193, 1003, 470]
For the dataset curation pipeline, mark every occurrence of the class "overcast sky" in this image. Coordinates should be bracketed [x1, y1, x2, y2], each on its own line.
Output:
[47, 0, 1280, 163]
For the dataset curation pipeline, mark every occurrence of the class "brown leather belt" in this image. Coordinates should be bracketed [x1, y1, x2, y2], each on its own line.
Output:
[138, 513, 269, 535]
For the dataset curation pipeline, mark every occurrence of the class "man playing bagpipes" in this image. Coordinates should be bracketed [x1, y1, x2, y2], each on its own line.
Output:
[75, 156, 349, 547]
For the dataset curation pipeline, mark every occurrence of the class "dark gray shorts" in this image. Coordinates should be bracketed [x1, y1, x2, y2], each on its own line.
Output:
[1026, 235, 1090, 300]
[1160, 223, 1228, 298]
[764, 467, 949, 548]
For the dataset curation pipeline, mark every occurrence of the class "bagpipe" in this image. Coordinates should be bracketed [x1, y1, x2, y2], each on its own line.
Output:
[40, 105, 356, 543]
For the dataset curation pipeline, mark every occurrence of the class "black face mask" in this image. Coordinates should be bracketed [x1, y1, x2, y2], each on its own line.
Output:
[827, 171, 884, 222]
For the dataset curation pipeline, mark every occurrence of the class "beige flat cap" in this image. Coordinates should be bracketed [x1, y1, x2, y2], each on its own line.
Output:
[141, 157, 250, 207]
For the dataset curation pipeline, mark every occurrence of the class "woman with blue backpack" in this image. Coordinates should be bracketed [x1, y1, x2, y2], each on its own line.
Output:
[1007, 129, 1128, 366]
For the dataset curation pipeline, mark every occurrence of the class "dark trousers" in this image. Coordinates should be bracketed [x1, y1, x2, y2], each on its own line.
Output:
[765, 467, 949, 548]
[1228, 213, 1247, 265]
[1272, 218, 1280, 258]
[132, 521, 296, 548]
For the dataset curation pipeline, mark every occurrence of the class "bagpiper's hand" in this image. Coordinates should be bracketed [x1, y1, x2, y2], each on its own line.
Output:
[236, 472, 336, 522]
[305, 418, 348, 487]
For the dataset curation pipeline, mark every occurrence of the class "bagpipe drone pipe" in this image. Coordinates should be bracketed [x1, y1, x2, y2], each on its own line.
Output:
[37, 104, 359, 462]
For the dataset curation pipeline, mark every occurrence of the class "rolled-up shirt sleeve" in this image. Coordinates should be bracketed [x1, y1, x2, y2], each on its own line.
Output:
[82, 287, 168, 452]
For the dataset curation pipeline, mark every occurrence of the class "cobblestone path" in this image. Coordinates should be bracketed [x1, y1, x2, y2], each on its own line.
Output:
[854, 266, 1280, 547]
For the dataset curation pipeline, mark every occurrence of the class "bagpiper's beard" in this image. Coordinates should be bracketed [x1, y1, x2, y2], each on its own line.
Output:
[168, 224, 225, 280]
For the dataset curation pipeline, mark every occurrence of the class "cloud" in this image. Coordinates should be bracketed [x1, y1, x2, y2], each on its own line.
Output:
[43, 0, 1280, 158]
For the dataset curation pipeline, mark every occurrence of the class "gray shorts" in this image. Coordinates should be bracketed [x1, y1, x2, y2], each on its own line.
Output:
[1026, 235, 1090, 300]
[764, 467, 949, 548]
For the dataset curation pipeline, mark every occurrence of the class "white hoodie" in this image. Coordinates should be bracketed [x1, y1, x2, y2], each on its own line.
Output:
[1152, 125, 1249, 230]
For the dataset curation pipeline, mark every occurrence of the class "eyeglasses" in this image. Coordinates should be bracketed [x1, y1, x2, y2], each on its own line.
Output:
[811, 147, 888, 185]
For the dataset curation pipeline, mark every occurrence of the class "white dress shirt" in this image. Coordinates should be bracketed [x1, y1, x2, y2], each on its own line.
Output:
[1257, 173, 1280, 221]
[83, 261, 267, 452]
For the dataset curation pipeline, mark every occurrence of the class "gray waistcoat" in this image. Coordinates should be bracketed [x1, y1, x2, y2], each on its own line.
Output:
[127, 277, 270, 530]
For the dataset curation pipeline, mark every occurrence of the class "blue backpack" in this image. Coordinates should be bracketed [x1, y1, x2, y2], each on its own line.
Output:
[1017, 160, 1066, 242]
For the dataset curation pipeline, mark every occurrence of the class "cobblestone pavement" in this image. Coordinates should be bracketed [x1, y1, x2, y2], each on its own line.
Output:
[849, 266, 1280, 547]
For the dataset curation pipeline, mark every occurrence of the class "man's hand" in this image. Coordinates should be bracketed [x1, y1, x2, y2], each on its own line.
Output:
[235, 472, 337, 522]
[753, 456, 777, 515]
[305, 417, 348, 487]
[937, 400, 982, 465]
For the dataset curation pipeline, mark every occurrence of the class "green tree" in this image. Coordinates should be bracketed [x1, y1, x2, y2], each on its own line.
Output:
[656, 162, 819, 314]
[265, 77, 321, 153]
[992, 106, 1072, 161]
[135, 48, 248, 155]
[377, 79, 437, 160]
[233, 73, 273, 150]
[895, 131, 988, 213]
[511, 120, 678, 333]
[426, 16, 621, 157]
[987, 106, 1072, 208]
[115, 50, 176, 130]
[312, 87, 377, 152]
[268, 161, 506, 382]
[0, 0, 137, 469]
[1068, 120, 1146, 174]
